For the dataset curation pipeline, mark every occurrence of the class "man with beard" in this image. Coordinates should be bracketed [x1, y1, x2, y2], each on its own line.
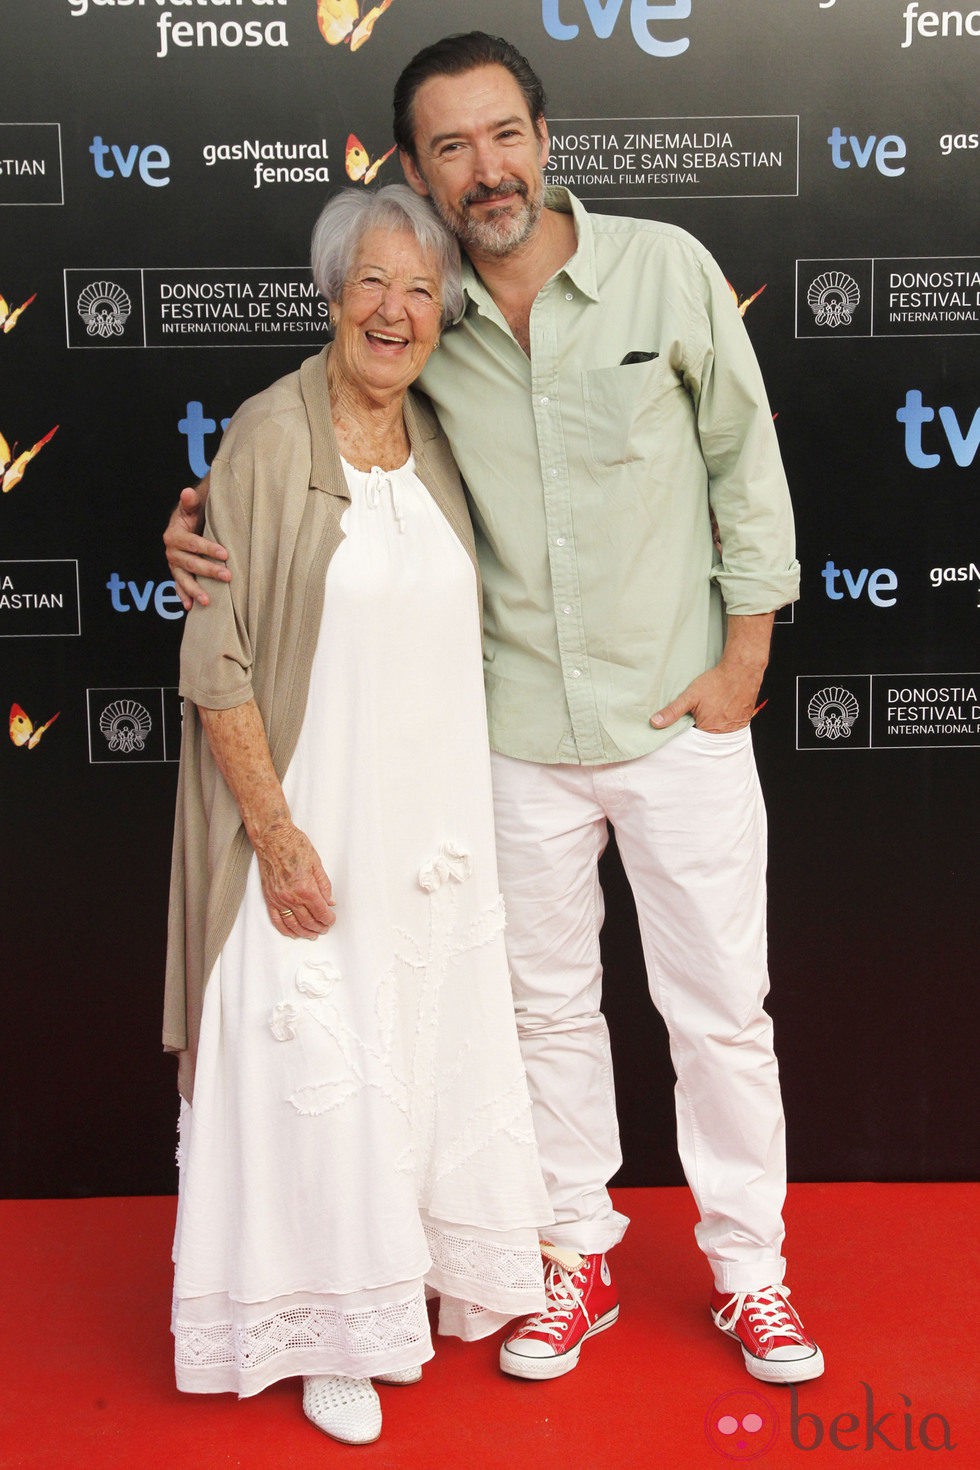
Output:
[165, 31, 822, 1389]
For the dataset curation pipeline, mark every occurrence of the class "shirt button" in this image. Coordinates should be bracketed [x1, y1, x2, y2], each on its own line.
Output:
[539, 396, 550, 406]
[555, 537, 566, 546]
[548, 467, 558, 478]
[565, 292, 573, 301]
[562, 605, 572, 614]
[571, 668, 582, 678]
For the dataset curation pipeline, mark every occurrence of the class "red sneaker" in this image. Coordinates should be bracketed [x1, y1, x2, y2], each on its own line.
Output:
[499, 1245, 619, 1380]
[711, 1284, 824, 1383]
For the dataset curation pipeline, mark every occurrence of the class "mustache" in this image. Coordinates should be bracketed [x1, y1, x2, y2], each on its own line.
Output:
[461, 180, 529, 207]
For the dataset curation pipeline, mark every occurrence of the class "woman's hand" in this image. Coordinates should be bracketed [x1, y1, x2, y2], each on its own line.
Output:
[254, 818, 337, 938]
[197, 701, 335, 939]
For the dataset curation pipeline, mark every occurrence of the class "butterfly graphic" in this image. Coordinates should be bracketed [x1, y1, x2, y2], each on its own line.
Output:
[0, 292, 37, 335]
[1, 424, 58, 493]
[317, 0, 393, 51]
[728, 282, 767, 317]
[345, 133, 396, 184]
[9, 703, 60, 749]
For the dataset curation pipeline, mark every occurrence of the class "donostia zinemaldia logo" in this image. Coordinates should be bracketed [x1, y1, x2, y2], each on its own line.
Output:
[99, 698, 152, 754]
[807, 686, 860, 741]
[806, 270, 861, 329]
[76, 279, 132, 340]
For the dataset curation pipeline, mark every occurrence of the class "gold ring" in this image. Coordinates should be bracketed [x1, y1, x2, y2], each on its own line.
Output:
[280, 908, 294, 918]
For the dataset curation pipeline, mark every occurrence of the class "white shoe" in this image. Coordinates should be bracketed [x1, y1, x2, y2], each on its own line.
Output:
[302, 1375, 382, 1444]
[375, 1365, 423, 1385]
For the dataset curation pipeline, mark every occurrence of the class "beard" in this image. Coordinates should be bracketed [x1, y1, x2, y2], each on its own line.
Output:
[430, 177, 543, 258]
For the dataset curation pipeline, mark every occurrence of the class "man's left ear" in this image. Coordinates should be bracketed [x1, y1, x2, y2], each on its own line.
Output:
[399, 150, 430, 198]
[536, 120, 550, 169]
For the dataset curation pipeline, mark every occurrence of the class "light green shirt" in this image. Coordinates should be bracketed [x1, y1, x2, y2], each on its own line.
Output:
[419, 188, 799, 765]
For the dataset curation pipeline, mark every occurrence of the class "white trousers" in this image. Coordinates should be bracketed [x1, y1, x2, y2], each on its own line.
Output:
[491, 725, 787, 1293]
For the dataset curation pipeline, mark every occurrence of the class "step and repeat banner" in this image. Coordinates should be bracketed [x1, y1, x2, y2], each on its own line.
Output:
[3, 1, 977, 1195]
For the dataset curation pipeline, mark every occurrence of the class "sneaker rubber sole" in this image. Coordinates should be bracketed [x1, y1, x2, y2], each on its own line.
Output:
[740, 1342, 825, 1384]
[499, 1304, 620, 1381]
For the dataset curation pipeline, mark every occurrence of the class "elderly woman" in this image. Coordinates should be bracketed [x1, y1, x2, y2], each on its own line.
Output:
[163, 186, 551, 1446]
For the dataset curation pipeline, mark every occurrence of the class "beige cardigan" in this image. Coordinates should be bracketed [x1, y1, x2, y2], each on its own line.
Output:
[163, 347, 480, 1102]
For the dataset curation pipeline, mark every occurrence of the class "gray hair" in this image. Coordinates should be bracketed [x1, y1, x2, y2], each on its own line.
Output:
[310, 184, 463, 329]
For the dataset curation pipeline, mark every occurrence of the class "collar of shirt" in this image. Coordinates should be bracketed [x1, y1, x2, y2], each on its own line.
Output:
[459, 187, 600, 318]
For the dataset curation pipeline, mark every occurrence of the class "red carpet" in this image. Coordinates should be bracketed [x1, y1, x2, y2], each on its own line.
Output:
[1, 1185, 977, 1468]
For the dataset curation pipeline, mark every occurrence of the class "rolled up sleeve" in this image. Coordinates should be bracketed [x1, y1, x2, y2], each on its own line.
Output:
[688, 254, 800, 617]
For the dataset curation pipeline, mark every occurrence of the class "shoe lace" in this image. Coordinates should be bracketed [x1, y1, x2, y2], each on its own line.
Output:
[718, 1284, 805, 1345]
[520, 1259, 589, 1341]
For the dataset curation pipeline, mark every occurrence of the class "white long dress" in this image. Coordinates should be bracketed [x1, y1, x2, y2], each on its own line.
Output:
[171, 456, 552, 1397]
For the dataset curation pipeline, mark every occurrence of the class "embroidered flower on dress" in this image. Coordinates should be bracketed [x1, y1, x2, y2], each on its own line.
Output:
[288, 1076, 367, 1116]
[269, 1001, 300, 1041]
[294, 958, 342, 997]
[418, 841, 472, 892]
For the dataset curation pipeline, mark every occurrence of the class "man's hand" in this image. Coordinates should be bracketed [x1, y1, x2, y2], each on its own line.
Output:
[650, 612, 775, 733]
[650, 662, 763, 733]
[163, 479, 228, 609]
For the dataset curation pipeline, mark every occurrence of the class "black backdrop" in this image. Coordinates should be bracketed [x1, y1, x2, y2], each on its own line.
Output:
[3, 0, 977, 1197]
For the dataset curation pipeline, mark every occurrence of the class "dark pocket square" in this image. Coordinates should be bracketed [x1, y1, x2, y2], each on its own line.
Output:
[620, 350, 659, 365]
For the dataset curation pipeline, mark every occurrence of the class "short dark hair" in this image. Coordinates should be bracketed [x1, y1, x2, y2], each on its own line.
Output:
[393, 32, 547, 162]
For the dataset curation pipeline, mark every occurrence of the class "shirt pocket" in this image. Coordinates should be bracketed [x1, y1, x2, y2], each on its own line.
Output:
[582, 358, 681, 467]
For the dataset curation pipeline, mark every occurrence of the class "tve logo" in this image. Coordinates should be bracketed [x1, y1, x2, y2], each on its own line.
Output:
[897, 391, 980, 467]
[180, 402, 231, 479]
[542, 0, 691, 57]
[107, 574, 185, 620]
[89, 136, 170, 186]
[821, 560, 898, 607]
[827, 128, 907, 176]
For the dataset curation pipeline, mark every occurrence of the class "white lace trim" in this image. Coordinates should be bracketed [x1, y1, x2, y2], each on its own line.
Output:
[423, 1223, 544, 1295]
[173, 1226, 544, 1389]
[174, 1288, 429, 1376]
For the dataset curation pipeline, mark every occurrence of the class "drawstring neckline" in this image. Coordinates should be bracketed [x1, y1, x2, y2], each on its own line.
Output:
[364, 464, 406, 533]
